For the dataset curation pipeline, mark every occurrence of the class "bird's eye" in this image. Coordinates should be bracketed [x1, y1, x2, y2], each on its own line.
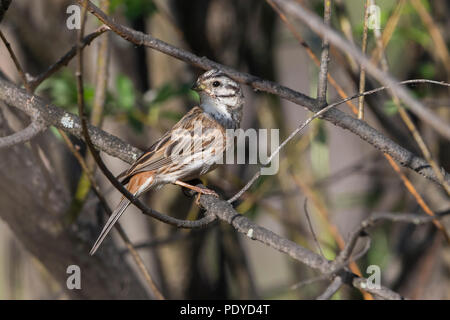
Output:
[212, 81, 221, 87]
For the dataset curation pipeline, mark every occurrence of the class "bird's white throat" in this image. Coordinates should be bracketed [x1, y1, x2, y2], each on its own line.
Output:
[199, 94, 233, 120]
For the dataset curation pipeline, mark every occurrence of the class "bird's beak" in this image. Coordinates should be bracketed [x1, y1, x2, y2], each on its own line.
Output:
[191, 81, 205, 92]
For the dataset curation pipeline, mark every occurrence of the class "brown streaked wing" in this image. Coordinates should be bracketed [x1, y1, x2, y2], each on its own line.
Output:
[118, 107, 224, 183]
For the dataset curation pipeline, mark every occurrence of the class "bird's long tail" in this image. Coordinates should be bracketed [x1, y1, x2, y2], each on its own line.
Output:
[89, 172, 155, 255]
[89, 197, 132, 256]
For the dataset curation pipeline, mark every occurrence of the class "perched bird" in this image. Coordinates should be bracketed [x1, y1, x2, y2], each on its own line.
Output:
[90, 69, 244, 255]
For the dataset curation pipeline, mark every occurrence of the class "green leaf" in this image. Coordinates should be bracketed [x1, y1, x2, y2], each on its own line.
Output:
[127, 111, 144, 133]
[115, 74, 136, 111]
[418, 62, 436, 78]
[383, 100, 399, 116]
[111, 0, 157, 20]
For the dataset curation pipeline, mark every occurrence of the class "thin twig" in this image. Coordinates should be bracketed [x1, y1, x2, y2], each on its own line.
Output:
[303, 198, 325, 257]
[316, 0, 331, 105]
[0, 29, 48, 147]
[383, 154, 450, 242]
[316, 276, 343, 300]
[357, 0, 370, 119]
[290, 275, 328, 290]
[0, 29, 30, 91]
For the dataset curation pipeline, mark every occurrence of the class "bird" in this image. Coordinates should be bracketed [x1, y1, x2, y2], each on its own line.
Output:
[90, 69, 244, 255]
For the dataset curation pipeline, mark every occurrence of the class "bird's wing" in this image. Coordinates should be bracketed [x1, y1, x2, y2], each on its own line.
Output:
[118, 107, 225, 184]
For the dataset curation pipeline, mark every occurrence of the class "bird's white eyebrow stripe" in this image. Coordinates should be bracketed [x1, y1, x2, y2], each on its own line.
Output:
[216, 93, 236, 98]
[202, 72, 227, 81]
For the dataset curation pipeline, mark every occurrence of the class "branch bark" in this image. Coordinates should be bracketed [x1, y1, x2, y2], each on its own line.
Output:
[0, 115, 46, 148]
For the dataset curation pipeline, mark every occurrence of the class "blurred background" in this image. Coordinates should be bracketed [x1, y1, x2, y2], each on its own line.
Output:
[0, 0, 449, 299]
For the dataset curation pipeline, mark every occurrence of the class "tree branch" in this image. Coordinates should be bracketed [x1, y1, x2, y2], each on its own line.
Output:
[0, 114, 46, 148]
[316, 276, 343, 300]
[316, 0, 331, 104]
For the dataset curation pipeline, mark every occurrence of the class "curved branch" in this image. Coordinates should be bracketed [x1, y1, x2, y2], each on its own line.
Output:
[0, 116, 46, 148]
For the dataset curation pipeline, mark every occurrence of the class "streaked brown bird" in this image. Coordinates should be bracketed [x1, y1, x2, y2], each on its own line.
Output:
[90, 69, 244, 255]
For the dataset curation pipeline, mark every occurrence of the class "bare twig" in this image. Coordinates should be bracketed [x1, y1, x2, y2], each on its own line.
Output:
[316, 0, 331, 104]
[383, 154, 450, 242]
[303, 199, 325, 257]
[0, 114, 46, 148]
[352, 277, 403, 300]
[357, 0, 370, 119]
[290, 275, 328, 290]
[316, 276, 343, 300]
[0, 28, 48, 147]
[0, 29, 30, 91]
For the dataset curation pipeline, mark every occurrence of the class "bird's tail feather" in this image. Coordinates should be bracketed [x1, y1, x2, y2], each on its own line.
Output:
[89, 197, 132, 255]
